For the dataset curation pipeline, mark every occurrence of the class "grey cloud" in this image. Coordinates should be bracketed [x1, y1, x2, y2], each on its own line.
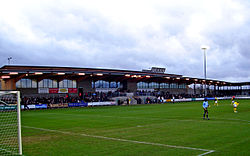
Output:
[0, 0, 250, 82]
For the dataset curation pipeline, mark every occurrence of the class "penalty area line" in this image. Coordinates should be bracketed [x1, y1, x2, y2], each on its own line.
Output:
[23, 125, 215, 156]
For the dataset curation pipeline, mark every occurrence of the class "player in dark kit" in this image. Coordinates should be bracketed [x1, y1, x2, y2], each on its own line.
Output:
[231, 96, 235, 105]
[202, 98, 209, 120]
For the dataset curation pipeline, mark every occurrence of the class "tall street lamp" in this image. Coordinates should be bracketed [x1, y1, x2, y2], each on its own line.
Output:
[8, 57, 12, 65]
[201, 46, 208, 97]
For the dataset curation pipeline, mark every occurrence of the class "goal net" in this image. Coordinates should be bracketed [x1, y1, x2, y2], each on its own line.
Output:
[0, 91, 22, 155]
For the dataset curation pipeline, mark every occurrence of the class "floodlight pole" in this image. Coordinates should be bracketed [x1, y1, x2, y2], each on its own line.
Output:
[202, 47, 207, 97]
[8, 57, 12, 65]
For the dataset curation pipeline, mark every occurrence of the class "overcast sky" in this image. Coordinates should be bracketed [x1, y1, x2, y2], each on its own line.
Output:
[0, 0, 250, 82]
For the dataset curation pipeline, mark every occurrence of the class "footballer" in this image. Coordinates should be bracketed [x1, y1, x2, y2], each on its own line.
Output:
[233, 101, 239, 113]
[231, 96, 235, 105]
[214, 97, 218, 106]
[203, 98, 209, 120]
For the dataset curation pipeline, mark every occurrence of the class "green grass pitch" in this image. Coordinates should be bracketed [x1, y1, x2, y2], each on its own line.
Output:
[21, 99, 250, 156]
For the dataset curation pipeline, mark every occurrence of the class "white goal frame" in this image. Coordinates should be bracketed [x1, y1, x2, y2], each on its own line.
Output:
[0, 91, 22, 155]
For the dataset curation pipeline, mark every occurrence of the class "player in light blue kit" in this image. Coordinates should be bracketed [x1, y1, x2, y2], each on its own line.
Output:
[203, 98, 209, 120]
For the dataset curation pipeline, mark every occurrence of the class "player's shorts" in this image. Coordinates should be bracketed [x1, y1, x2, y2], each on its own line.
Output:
[233, 104, 237, 108]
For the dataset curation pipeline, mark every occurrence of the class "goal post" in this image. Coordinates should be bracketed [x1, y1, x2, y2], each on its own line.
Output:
[0, 91, 22, 155]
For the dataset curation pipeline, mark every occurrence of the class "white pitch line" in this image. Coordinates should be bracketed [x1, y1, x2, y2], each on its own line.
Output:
[198, 150, 215, 156]
[23, 125, 215, 156]
[46, 113, 250, 125]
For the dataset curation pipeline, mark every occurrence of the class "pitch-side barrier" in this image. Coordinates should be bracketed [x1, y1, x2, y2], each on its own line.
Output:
[168, 96, 250, 103]
[21, 96, 250, 110]
[21, 101, 117, 109]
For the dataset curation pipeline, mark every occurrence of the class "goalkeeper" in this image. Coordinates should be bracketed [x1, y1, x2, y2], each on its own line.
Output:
[202, 98, 209, 120]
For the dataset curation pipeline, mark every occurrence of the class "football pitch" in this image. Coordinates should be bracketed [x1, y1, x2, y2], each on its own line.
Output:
[21, 99, 250, 156]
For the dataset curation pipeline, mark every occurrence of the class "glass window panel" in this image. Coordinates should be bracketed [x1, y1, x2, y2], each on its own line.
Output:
[48, 79, 53, 88]
[148, 82, 153, 88]
[63, 79, 68, 88]
[16, 80, 21, 88]
[110, 82, 116, 88]
[26, 79, 31, 88]
[154, 82, 159, 88]
[32, 80, 37, 88]
[170, 83, 177, 88]
[21, 79, 26, 88]
[59, 81, 63, 88]
[117, 82, 121, 88]
[68, 80, 73, 88]
[53, 80, 57, 88]
[95, 81, 100, 88]
[95, 81, 99, 88]
[73, 80, 77, 88]
[43, 79, 48, 88]
[104, 81, 109, 88]
[38, 81, 43, 88]
[160, 83, 164, 88]
[137, 82, 142, 89]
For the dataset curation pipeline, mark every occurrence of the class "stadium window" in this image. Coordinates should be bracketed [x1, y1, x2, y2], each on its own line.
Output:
[26, 79, 32, 88]
[63, 80, 67, 88]
[183, 83, 186, 88]
[53, 80, 58, 88]
[94, 81, 100, 88]
[57, 80, 61, 88]
[104, 81, 109, 88]
[68, 80, 73, 88]
[148, 82, 152, 88]
[94, 80, 119, 88]
[16, 80, 21, 88]
[21, 79, 26, 88]
[178, 83, 186, 89]
[160, 83, 169, 88]
[110, 82, 116, 88]
[48, 79, 53, 88]
[137, 82, 141, 88]
[137, 82, 150, 89]
[242, 85, 249, 89]
[150, 82, 159, 89]
[209, 85, 214, 90]
[46, 79, 52, 88]
[32, 80, 37, 88]
[94, 80, 103, 88]
[72, 80, 77, 88]
[117, 82, 121, 88]
[137, 82, 142, 89]
[59, 79, 76, 88]
[177, 83, 181, 88]
[160, 83, 164, 88]
[16, 79, 37, 88]
[170, 83, 178, 88]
